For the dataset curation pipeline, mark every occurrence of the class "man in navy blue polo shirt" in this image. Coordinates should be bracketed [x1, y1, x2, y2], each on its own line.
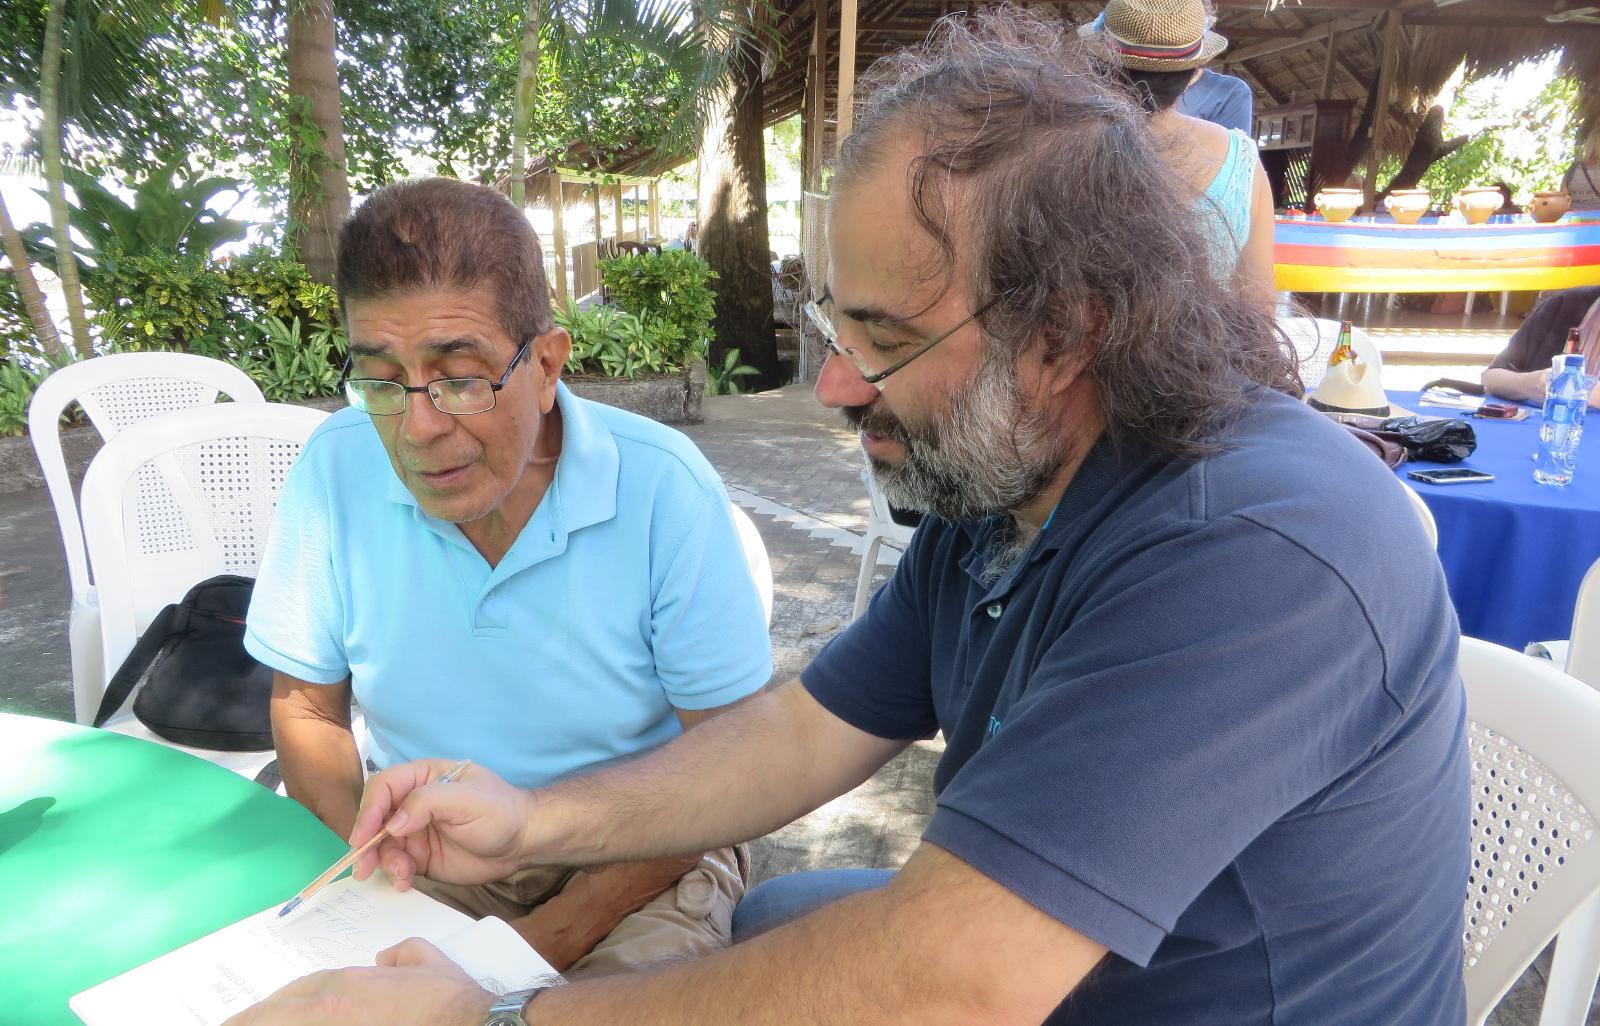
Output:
[227, 13, 1468, 1026]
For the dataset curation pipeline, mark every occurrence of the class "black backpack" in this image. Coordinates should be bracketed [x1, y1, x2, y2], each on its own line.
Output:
[93, 575, 275, 751]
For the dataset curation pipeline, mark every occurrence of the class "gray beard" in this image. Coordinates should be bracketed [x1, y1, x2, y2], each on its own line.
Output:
[862, 348, 1069, 523]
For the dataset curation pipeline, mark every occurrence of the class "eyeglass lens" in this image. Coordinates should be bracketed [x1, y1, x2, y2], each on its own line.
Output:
[344, 378, 497, 416]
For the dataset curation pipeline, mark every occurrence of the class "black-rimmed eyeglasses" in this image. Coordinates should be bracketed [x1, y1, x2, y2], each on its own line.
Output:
[341, 340, 532, 416]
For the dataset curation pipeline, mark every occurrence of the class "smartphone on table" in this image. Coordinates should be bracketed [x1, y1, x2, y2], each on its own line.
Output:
[1408, 468, 1496, 486]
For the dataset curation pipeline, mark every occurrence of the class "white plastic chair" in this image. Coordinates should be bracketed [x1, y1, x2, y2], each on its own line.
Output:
[1276, 316, 1382, 392]
[1404, 484, 1439, 549]
[852, 467, 917, 621]
[1459, 636, 1600, 1025]
[27, 353, 266, 725]
[730, 503, 773, 626]
[78, 403, 328, 779]
[1556, 558, 1600, 694]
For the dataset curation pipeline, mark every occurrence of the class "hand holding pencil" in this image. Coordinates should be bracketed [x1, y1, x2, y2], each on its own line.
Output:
[334, 757, 545, 894]
[280, 758, 474, 917]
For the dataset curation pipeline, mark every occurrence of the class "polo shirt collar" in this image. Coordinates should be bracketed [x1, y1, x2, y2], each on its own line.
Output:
[382, 380, 619, 537]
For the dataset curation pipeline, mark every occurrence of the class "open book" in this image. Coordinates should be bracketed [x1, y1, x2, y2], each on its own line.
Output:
[71, 875, 561, 1026]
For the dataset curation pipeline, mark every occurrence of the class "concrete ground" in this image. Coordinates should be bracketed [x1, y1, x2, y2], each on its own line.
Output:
[1, 318, 1592, 1021]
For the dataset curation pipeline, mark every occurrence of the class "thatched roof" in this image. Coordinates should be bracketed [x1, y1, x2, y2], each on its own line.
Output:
[509, 0, 1600, 181]
[765, 0, 1600, 158]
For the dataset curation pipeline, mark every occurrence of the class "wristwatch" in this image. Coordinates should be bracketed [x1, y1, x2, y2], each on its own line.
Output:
[481, 985, 556, 1026]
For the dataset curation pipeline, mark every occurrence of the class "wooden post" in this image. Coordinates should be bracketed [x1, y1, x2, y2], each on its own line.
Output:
[614, 182, 625, 241]
[649, 180, 660, 238]
[837, 0, 858, 142]
[1319, 24, 1339, 99]
[813, 0, 829, 177]
[550, 172, 568, 303]
[592, 184, 603, 244]
[1362, 11, 1402, 213]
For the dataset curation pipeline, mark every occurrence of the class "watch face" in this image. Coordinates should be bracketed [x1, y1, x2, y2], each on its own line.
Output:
[483, 1015, 527, 1026]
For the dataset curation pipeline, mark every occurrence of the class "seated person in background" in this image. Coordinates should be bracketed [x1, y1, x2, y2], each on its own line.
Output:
[1481, 284, 1600, 404]
[245, 177, 772, 975]
[1176, 66, 1253, 134]
[1083, 0, 1276, 313]
[1563, 127, 1600, 212]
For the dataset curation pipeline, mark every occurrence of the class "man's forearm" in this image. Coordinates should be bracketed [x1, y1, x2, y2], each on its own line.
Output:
[512, 854, 701, 970]
[531, 680, 906, 867]
[523, 846, 1102, 1026]
[274, 713, 364, 839]
[1483, 367, 1543, 403]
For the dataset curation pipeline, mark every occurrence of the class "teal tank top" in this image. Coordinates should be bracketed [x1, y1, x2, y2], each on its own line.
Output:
[1195, 128, 1255, 281]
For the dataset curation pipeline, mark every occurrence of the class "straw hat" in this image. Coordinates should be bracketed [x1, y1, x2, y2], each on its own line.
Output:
[1080, 0, 1229, 72]
[1305, 332, 1413, 419]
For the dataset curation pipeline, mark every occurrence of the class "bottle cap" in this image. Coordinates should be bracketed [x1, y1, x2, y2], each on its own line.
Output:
[1555, 352, 1586, 375]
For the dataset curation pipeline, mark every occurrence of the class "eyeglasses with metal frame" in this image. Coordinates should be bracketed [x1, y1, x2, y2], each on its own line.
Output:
[803, 289, 1007, 389]
[341, 339, 532, 416]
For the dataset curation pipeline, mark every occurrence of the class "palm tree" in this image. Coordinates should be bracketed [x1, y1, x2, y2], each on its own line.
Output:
[507, 0, 763, 206]
[0, 186, 64, 360]
[286, 0, 351, 284]
[510, 0, 540, 209]
[39, 0, 92, 358]
[25, 0, 219, 358]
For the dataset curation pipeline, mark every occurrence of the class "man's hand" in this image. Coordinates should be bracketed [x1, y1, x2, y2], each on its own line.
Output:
[351, 760, 542, 889]
[219, 941, 492, 1026]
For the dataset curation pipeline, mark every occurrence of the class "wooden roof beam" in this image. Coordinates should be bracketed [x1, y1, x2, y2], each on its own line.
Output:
[1224, 12, 1378, 64]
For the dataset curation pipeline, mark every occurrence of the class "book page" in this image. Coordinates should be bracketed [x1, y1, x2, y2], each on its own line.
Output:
[71, 875, 557, 1026]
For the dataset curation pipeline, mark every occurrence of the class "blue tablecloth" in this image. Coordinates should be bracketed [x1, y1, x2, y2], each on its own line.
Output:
[1389, 390, 1600, 650]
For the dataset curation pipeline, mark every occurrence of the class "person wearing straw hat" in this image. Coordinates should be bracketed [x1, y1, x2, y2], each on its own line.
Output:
[1082, 0, 1276, 313]
[227, 11, 1465, 1026]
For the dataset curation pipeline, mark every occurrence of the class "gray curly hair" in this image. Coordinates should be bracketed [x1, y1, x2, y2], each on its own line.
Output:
[833, 7, 1300, 457]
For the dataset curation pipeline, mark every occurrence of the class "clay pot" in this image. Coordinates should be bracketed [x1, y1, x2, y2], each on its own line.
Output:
[1455, 187, 1502, 225]
[1384, 189, 1431, 225]
[1531, 191, 1572, 224]
[1314, 188, 1363, 223]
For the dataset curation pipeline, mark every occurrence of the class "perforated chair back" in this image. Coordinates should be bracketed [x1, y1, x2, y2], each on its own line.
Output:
[28, 353, 265, 723]
[79, 404, 327, 721]
[1276, 316, 1380, 392]
[730, 504, 773, 626]
[1459, 636, 1600, 1024]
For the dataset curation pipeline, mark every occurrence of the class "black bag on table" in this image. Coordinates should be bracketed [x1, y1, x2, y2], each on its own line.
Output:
[92, 574, 274, 751]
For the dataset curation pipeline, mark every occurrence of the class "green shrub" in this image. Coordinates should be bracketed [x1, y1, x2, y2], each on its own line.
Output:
[556, 299, 683, 379]
[237, 314, 345, 402]
[0, 358, 42, 437]
[598, 249, 716, 368]
[706, 348, 760, 396]
[226, 249, 341, 326]
[85, 247, 239, 359]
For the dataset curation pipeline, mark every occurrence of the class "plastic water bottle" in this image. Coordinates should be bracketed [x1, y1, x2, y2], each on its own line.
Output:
[1535, 353, 1587, 486]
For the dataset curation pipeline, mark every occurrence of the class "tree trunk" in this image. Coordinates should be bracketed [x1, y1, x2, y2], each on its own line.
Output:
[287, 0, 351, 285]
[1376, 105, 1473, 202]
[39, 0, 91, 358]
[697, 39, 781, 391]
[0, 190, 65, 359]
[510, 0, 540, 208]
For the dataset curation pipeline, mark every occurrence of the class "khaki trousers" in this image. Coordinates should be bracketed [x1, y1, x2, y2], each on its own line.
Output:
[415, 845, 749, 978]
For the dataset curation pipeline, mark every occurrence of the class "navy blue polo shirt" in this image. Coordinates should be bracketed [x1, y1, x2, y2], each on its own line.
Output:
[803, 388, 1469, 1025]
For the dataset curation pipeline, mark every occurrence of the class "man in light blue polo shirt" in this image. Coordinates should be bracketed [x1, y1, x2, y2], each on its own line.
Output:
[245, 177, 771, 977]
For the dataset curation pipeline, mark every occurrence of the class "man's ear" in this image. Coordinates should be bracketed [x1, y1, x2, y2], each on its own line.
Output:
[1041, 303, 1104, 398]
[532, 326, 571, 414]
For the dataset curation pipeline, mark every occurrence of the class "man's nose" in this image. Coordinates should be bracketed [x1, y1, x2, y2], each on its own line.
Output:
[814, 350, 881, 410]
[400, 390, 455, 446]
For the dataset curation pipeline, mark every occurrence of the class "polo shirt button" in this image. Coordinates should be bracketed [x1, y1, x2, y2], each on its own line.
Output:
[987, 602, 1003, 619]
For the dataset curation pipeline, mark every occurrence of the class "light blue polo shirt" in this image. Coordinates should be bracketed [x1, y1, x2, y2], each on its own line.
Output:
[245, 382, 772, 788]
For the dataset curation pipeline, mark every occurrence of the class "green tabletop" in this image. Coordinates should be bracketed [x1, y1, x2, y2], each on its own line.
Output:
[0, 713, 347, 1026]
